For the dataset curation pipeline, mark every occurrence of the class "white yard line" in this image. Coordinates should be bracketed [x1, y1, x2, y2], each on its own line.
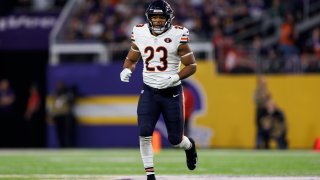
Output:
[0, 175, 318, 180]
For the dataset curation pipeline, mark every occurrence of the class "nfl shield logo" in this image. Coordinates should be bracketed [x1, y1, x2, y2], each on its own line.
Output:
[164, 38, 172, 43]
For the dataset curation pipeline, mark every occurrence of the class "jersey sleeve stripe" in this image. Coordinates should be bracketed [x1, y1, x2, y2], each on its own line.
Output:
[180, 37, 189, 43]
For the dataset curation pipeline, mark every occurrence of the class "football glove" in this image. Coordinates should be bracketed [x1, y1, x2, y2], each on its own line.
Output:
[158, 74, 180, 89]
[120, 68, 132, 82]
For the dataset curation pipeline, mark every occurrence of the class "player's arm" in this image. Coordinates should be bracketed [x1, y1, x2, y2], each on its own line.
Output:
[177, 43, 197, 80]
[120, 43, 141, 82]
[123, 43, 141, 71]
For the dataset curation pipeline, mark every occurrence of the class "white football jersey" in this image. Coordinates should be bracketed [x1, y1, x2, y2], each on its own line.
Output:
[131, 23, 190, 89]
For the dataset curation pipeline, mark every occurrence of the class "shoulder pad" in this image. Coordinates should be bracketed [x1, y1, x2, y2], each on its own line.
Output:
[171, 26, 189, 43]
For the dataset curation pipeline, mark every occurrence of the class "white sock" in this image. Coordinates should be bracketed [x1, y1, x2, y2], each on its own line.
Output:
[139, 136, 154, 175]
[173, 136, 192, 150]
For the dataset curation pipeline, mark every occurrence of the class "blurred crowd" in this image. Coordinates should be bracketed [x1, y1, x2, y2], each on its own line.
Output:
[62, 0, 320, 73]
[0, 0, 67, 14]
[1, 0, 320, 73]
[65, 0, 296, 42]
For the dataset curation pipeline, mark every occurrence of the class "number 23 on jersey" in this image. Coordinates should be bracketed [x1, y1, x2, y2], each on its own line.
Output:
[144, 46, 168, 72]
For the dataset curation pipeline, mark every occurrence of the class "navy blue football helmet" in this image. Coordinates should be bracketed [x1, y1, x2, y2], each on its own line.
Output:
[145, 0, 174, 34]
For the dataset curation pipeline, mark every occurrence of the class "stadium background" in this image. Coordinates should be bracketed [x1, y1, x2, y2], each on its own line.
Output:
[0, 0, 320, 149]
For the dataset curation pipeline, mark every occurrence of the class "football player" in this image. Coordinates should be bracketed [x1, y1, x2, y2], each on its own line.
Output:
[120, 0, 198, 179]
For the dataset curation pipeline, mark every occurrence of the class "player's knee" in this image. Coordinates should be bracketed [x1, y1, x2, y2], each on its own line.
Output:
[168, 135, 182, 146]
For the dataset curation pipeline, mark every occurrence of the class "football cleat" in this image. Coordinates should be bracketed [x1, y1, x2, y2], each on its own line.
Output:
[185, 138, 198, 170]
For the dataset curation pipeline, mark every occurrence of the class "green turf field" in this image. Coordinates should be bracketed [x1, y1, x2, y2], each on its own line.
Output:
[0, 149, 319, 178]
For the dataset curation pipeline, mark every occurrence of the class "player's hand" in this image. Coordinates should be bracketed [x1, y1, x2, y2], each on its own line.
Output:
[120, 68, 132, 82]
[158, 74, 180, 89]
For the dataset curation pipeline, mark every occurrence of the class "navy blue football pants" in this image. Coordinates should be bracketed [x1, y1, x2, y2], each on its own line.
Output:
[137, 83, 184, 145]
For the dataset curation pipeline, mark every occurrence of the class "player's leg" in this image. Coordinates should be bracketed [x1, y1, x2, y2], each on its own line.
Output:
[161, 85, 198, 170]
[137, 86, 160, 179]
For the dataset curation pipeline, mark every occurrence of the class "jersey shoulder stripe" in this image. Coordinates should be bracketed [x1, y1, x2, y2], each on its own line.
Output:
[131, 23, 149, 42]
[171, 25, 189, 43]
[131, 32, 135, 42]
[180, 37, 189, 43]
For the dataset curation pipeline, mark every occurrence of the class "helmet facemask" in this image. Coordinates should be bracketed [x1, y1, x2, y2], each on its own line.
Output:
[146, 14, 173, 34]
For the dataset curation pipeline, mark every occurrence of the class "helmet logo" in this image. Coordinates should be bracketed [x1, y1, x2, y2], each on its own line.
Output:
[153, 9, 163, 13]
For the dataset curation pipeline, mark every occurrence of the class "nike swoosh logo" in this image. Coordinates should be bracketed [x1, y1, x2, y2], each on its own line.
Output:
[173, 94, 179, 97]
